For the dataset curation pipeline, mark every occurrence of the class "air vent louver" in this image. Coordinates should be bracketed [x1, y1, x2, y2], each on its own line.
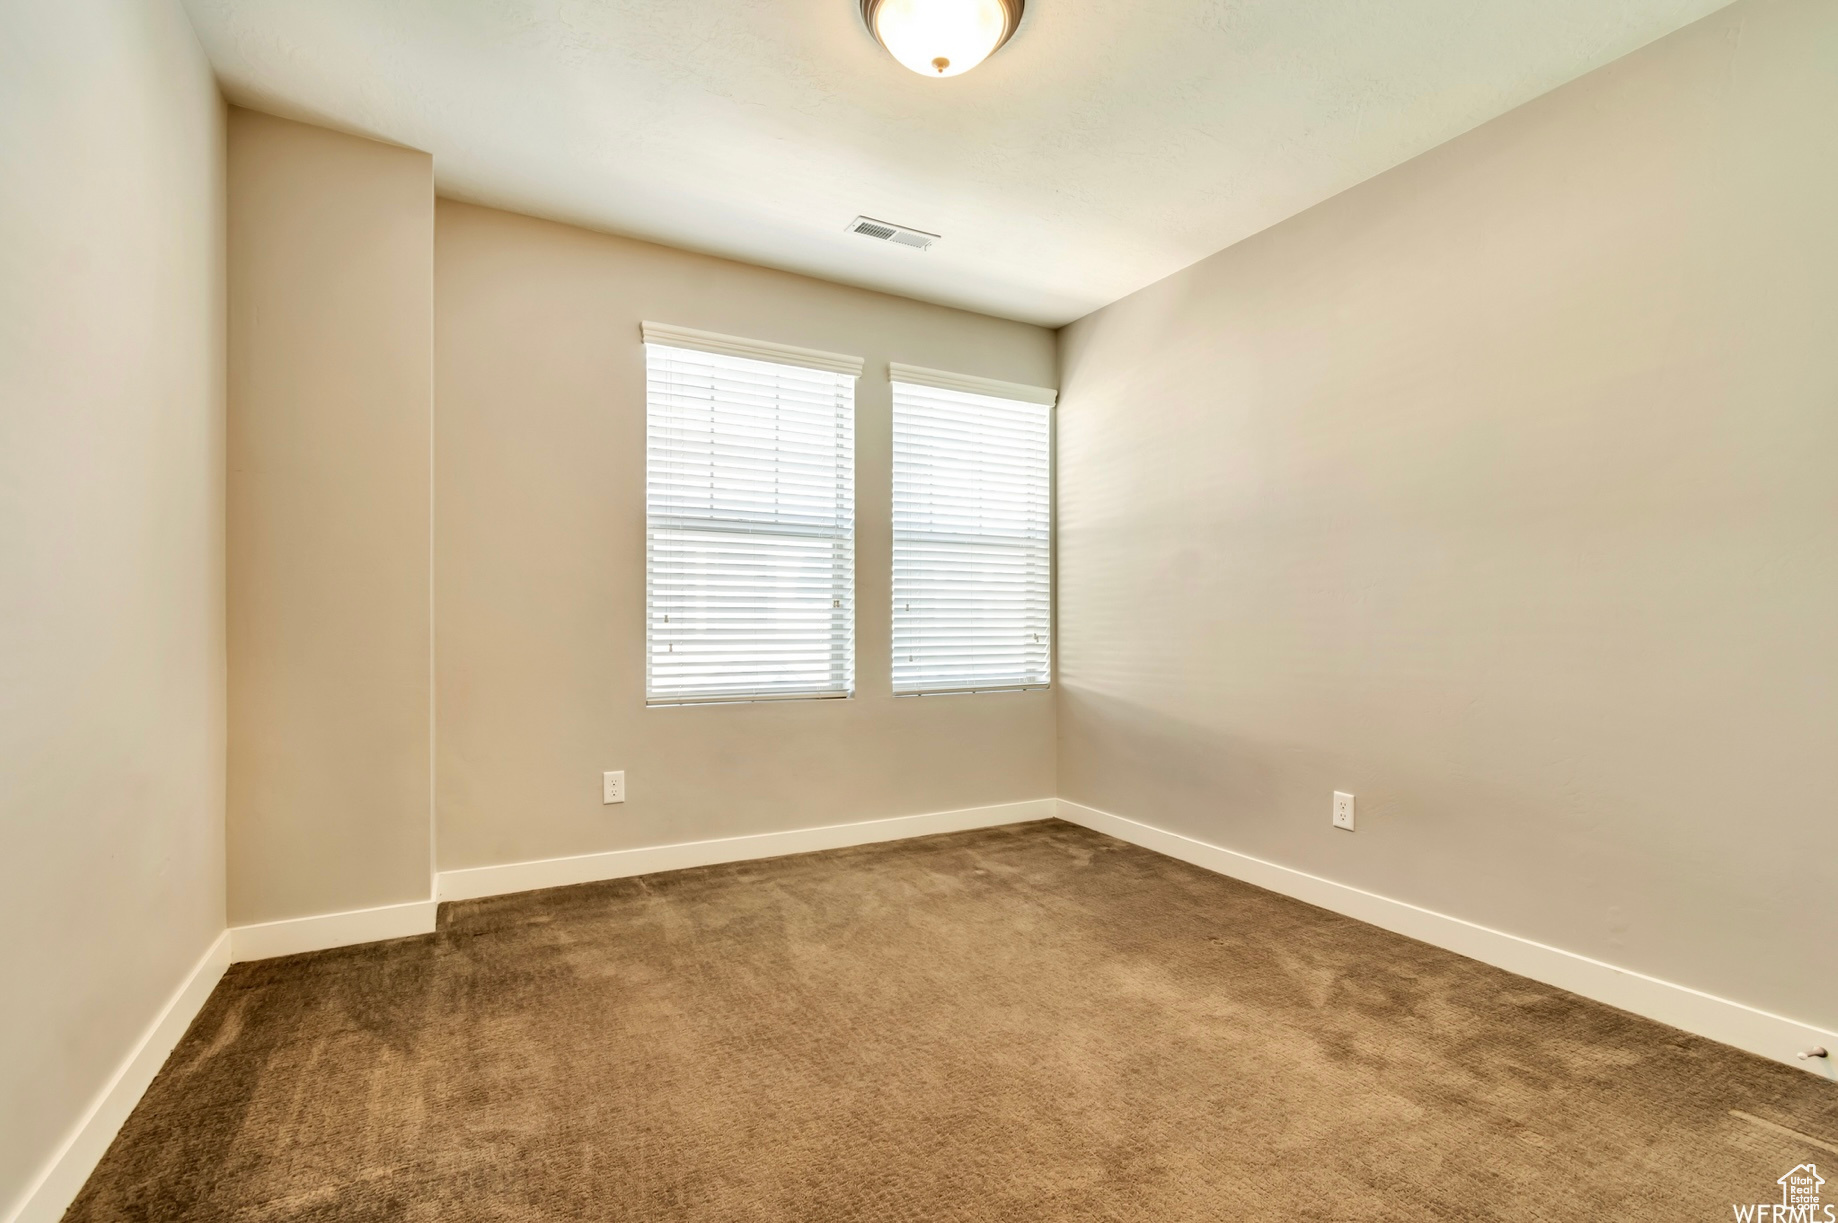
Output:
[848, 215, 939, 251]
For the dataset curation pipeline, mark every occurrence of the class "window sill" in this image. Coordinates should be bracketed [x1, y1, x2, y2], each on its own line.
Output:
[892, 684, 1051, 698]
[646, 691, 853, 708]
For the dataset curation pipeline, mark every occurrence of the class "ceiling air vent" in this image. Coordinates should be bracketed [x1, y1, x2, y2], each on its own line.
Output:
[848, 216, 939, 251]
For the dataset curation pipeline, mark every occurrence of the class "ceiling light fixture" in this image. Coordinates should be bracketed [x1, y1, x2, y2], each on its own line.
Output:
[861, 0, 1025, 79]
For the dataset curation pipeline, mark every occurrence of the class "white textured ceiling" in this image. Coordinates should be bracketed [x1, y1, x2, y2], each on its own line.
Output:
[181, 0, 1730, 326]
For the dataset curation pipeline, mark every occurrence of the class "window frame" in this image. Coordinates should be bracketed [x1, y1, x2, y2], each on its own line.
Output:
[642, 324, 863, 707]
[888, 364, 1057, 698]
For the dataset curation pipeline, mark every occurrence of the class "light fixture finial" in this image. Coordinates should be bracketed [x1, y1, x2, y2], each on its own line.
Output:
[861, 0, 1025, 80]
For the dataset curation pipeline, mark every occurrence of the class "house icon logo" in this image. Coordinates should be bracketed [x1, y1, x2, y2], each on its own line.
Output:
[1736, 1163, 1832, 1222]
[1782, 1164, 1825, 1208]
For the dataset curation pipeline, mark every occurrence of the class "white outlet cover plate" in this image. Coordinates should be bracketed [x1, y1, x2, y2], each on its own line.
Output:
[1333, 791, 1355, 830]
[603, 771, 625, 804]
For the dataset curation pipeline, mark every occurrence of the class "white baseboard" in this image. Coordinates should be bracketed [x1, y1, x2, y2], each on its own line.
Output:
[229, 898, 437, 963]
[11, 797, 1826, 1223]
[437, 798, 1058, 903]
[4, 930, 231, 1223]
[226, 801, 1057, 957]
[1056, 799, 1837, 1079]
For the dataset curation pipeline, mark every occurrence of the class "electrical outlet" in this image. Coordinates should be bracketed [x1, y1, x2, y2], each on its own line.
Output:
[1332, 791, 1355, 831]
[602, 771, 625, 805]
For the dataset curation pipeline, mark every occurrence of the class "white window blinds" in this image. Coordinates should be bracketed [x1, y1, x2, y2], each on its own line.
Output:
[892, 371, 1053, 695]
[645, 332, 858, 704]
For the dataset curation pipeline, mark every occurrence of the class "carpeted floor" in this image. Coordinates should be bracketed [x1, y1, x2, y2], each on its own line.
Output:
[69, 820, 1835, 1221]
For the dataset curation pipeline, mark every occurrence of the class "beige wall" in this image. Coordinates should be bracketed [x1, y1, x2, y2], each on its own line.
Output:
[1057, 0, 1837, 1031]
[227, 110, 433, 924]
[0, 0, 225, 1211]
[435, 202, 1056, 870]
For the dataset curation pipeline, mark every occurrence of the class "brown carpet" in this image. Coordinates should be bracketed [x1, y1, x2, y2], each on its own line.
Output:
[68, 820, 1835, 1221]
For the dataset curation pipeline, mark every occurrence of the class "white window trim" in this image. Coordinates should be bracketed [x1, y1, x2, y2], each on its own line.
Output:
[644, 332, 861, 706]
[888, 362, 1057, 407]
[642, 322, 864, 378]
[890, 371, 1056, 697]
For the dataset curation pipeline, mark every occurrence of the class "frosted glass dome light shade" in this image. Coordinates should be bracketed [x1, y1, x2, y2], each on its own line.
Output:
[862, 0, 1025, 79]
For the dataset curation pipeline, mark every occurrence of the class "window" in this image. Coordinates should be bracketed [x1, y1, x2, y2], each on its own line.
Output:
[891, 365, 1054, 695]
[644, 324, 860, 704]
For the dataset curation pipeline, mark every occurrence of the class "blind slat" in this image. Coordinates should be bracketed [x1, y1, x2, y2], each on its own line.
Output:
[647, 343, 855, 704]
[892, 380, 1051, 696]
